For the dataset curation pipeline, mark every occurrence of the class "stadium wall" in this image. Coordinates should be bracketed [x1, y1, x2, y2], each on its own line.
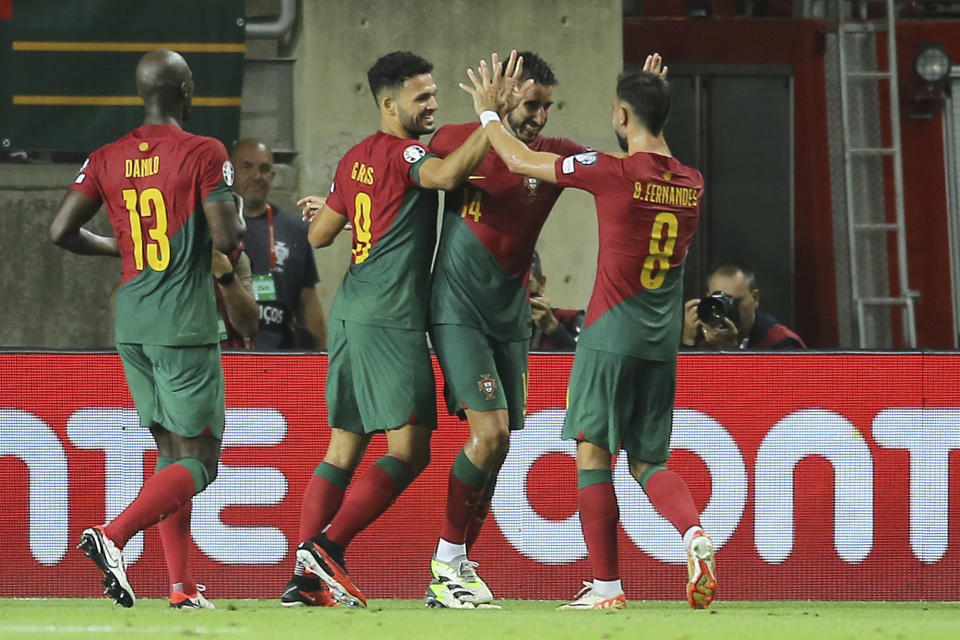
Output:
[2, 351, 958, 601]
[624, 18, 960, 349]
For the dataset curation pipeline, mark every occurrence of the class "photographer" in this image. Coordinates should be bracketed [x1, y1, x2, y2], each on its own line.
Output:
[682, 263, 806, 350]
[529, 251, 584, 351]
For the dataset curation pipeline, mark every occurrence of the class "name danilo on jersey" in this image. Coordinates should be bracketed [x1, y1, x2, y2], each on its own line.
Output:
[125, 156, 160, 179]
[633, 181, 698, 208]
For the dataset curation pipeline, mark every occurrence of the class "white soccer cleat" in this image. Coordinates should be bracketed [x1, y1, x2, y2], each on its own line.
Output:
[77, 526, 136, 608]
[430, 555, 494, 604]
[556, 581, 626, 610]
[686, 530, 717, 609]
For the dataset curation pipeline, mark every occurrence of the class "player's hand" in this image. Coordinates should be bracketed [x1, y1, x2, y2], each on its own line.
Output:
[682, 298, 700, 346]
[460, 50, 528, 117]
[643, 52, 668, 80]
[211, 248, 233, 278]
[298, 195, 327, 222]
[530, 296, 559, 335]
[701, 317, 739, 349]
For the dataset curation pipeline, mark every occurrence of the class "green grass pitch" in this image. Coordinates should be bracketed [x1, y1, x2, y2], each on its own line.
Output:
[0, 599, 958, 639]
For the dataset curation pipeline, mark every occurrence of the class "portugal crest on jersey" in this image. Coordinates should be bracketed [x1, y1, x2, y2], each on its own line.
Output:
[477, 373, 497, 400]
[525, 176, 539, 197]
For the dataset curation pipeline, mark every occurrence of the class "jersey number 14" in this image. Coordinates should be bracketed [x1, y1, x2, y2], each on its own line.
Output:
[122, 187, 170, 272]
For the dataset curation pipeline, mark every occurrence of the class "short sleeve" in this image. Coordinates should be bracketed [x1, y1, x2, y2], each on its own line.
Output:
[554, 151, 616, 195]
[70, 153, 103, 202]
[325, 158, 347, 215]
[395, 141, 437, 187]
[198, 138, 234, 204]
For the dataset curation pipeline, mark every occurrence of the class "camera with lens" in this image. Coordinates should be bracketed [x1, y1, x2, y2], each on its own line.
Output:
[696, 291, 740, 329]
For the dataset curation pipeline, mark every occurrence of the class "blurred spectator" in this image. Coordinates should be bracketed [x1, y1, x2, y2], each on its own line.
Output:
[213, 247, 258, 349]
[231, 138, 327, 350]
[682, 262, 806, 350]
[529, 250, 584, 351]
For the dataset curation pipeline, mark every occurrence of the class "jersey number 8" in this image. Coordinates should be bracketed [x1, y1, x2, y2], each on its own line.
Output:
[640, 212, 678, 290]
[122, 187, 170, 272]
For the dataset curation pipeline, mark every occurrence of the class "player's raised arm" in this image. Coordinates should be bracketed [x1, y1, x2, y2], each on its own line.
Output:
[461, 56, 561, 184]
[417, 50, 525, 190]
[50, 190, 119, 256]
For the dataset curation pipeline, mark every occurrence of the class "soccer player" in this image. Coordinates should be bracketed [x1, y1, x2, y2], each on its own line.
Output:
[424, 52, 588, 608]
[49, 49, 245, 609]
[282, 50, 524, 609]
[460, 54, 717, 610]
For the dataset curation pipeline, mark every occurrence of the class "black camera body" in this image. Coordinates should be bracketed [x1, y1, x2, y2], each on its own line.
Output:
[696, 291, 740, 329]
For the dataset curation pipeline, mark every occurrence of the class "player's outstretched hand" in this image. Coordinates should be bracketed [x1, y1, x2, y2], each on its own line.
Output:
[298, 195, 326, 222]
[643, 52, 668, 79]
[460, 49, 531, 117]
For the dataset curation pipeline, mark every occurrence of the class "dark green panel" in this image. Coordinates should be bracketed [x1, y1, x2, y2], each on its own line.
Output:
[2, 0, 244, 153]
[4, 106, 240, 153]
[11, 51, 244, 96]
[11, 0, 244, 42]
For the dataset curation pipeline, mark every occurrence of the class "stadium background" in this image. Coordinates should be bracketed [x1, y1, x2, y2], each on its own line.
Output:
[2, 351, 959, 600]
[2, 0, 960, 605]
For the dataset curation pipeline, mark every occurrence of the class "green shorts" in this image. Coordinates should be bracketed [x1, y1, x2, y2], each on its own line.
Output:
[326, 318, 437, 434]
[562, 346, 675, 462]
[117, 342, 225, 439]
[430, 323, 528, 430]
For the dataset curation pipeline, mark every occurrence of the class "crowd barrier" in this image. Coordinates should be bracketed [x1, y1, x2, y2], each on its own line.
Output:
[1, 351, 958, 600]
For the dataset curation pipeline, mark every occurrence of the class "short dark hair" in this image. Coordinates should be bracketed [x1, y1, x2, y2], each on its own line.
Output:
[531, 249, 544, 280]
[615, 70, 670, 136]
[367, 51, 433, 103]
[503, 51, 557, 86]
[708, 262, 757, 291]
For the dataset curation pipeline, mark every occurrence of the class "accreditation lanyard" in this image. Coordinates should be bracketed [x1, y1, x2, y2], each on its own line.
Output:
[266, 203, 276, 269]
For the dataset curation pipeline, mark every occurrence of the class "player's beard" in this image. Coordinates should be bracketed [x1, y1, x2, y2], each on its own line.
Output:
[507, 111, 542, 143]
[399, 105, 435, 136]
[615, 131, 628, 152]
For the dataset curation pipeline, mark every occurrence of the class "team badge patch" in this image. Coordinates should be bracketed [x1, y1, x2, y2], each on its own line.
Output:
[525, 176, 539, 196]
[477, 374, 497, 400]
[403, 145, 427, 164]
[574, 152, 598, 166]
[222, 160, 235, 187]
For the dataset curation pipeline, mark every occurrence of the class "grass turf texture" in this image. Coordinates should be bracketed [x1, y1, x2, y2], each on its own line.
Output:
[0, 600, 958, 639]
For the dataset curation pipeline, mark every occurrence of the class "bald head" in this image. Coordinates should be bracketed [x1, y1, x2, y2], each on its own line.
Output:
[231, 138, 276, 216]
[136, 49, 193, 122]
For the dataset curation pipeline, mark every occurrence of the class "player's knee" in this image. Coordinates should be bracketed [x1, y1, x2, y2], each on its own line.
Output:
[471, 425, 509, 460]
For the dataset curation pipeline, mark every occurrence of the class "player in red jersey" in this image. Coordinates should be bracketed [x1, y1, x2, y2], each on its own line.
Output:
[461, 54, 717, 610]
[283, 51, 526, 609]
[50, 50, 245, 609]
[424, 52, 588, 608]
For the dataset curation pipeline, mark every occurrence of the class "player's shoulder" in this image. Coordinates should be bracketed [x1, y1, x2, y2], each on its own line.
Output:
[430, 122, 477, 147]
[534, 135, 587, 155]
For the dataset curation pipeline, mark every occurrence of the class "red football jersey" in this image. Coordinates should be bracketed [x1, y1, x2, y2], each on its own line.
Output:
[555, 150, 703, 360]
[71, 123, 233, 345]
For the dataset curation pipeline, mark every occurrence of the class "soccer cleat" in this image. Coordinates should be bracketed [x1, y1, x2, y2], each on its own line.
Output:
[556, 581, 627, 610]
[77, 526, 136, 608]
[280, 573, 339, 607]
[430, 555, 494, 604]
[296, 533, 367, 608]
[425, 579, 477, 609]
[170, 584, 215, 610]
[686, 530, 717, 609]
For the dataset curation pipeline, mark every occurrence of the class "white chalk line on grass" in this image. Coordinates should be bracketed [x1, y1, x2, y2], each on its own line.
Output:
[0, 624, 249, 634]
